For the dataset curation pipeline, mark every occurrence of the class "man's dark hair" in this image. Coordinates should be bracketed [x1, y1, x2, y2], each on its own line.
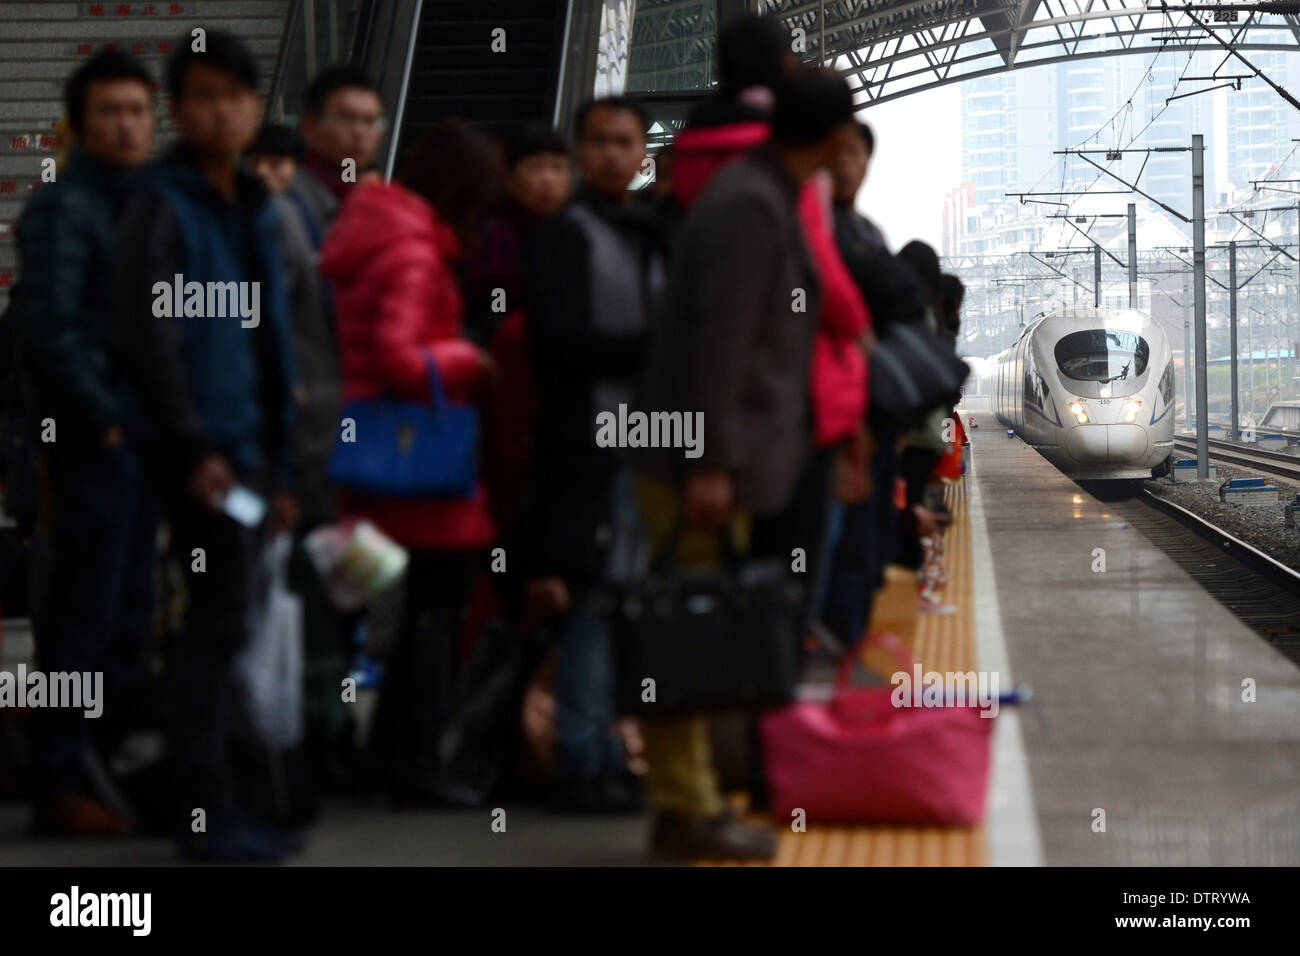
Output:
[506, 123, 570, 168]
[939, 273, 965, 335]
[897, 240, 942, 302]
[848, 250, 928, 334]
[718, 14, 792, 97]
[66, 50, 154, 134]
[940, 273, 965, 314]
[771, 67, 855, 146]
[166, 30, 258, 99]
[401, 117, 506, 240]
[855, 120, 875, 155]
[246, 123, 305, 159]
[303, 65, 381, 118]
[574, 96, 647, 141]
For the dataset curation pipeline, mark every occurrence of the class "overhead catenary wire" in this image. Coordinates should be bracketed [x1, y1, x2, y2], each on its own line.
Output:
[1016, 12, 1179, 204]
[1051, 29, 1206, 252]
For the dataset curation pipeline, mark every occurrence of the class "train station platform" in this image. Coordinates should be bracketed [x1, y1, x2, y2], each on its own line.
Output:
[969, 426, 1300, 865]
[3, 431, 1299, 866]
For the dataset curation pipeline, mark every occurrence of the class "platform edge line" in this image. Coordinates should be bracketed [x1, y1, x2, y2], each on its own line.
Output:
[968, 460, 1045, 867]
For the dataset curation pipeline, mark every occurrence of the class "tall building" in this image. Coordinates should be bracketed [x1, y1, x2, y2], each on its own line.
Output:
[1117, 52, 1214, 216]
[960, 69, 1059, 209]
[956, 48, 1216, 248]
[1223, 34, 1300, 189]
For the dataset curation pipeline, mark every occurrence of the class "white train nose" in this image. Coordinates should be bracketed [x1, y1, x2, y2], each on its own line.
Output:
[1064, 423, 1151, 464]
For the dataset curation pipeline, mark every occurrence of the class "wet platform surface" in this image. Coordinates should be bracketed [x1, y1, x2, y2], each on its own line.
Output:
[971, 429, 1300, 864]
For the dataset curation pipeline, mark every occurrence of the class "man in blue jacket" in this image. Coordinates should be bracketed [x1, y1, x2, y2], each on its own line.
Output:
[113, 31, 299, 861]
[16, 50, 157, 837]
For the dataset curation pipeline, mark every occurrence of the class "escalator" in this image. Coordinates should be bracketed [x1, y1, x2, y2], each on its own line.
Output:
[324, 0, 568, 176]
[396, 0, 567, 152]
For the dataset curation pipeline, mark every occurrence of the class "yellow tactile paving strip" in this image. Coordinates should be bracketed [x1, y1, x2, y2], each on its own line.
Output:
[697, 478, 986, 867]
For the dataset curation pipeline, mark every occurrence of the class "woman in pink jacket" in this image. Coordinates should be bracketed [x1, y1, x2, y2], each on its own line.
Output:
[320, 119, 503, 806]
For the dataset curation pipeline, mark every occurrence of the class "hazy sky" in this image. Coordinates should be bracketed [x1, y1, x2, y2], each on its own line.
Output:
[855, 83, 962, 252]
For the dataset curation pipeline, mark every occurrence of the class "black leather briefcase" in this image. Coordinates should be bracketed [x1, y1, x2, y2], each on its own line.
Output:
[612, 535, 804, 716]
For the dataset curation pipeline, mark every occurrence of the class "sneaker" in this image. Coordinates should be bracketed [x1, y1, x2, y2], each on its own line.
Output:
[31, 793, 130, 837]
[650, 811, 777, 862]
[924, 560, 948, 590]
[917, 594, 958, 615]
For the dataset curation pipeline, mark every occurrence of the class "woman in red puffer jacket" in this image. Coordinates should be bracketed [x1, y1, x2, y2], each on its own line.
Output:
[319, 119, 504, 805]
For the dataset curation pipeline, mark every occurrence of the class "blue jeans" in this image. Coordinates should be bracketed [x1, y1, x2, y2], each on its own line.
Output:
[818, 443, 897, 646]
[552, 592, 625, 780]
[818, 498, 871, 646]
[552, 469, 641, 781]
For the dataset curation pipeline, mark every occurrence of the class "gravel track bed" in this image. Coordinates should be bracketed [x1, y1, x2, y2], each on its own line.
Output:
[1144, 462, 1300, 572]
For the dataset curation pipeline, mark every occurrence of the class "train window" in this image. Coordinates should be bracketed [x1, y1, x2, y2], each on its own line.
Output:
[1159, 362, 1174, 406]
[1054, 330, 1150, 382]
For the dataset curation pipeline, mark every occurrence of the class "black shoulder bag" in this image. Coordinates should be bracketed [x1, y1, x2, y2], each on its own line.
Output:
[613, 524, 804, 716]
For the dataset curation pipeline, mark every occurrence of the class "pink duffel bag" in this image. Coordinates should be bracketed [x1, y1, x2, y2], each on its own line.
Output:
[761, 633, 996, 825]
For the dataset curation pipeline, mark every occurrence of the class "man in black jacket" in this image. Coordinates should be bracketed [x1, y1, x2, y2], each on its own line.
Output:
[821, 118, 893, 645]
[16, 51, 157, 837]
[831, 120, 887, 258]
[523, 97, 665, 812]
[113, 33, 299, 862]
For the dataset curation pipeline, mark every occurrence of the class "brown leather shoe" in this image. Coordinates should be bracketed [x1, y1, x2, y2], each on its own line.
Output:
[31, 793, 130, 837]
[650, 811, 777, 862]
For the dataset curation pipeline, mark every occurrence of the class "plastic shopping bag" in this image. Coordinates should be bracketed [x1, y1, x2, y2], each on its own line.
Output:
[302, 518, 408, 612]
[237, 533, 304, 750]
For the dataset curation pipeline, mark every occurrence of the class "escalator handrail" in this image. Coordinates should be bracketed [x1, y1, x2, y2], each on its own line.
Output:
[383, 0, 424, 181]
[266, 0, 307, 122]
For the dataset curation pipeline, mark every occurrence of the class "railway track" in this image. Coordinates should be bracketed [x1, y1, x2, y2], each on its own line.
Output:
[1081, 480, 1300, 667]
[1172, 434, 1300, 482]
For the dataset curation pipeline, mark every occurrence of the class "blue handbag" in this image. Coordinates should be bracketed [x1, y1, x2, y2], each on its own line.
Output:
[329, 352, 479, 498]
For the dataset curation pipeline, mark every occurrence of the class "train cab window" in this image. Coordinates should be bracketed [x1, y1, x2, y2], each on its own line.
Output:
[1054, 330, 1150, 382]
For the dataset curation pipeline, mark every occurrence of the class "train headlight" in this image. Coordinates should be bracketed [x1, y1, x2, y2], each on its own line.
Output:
[1124, 399, 1141, 423]
[1074, 411, 1089, 424]
[1069, 401, 1084, 416]
[1099, 385, 1112, 398]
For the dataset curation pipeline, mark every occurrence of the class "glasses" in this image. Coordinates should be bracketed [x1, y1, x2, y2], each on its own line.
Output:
[324, 111, 386, 132]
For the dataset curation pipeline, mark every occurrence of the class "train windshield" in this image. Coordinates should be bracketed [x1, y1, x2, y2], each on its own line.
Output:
[1054, 330, 1149, 382]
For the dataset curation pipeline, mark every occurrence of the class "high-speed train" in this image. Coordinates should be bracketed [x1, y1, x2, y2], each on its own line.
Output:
[978, 307, 1176, 479]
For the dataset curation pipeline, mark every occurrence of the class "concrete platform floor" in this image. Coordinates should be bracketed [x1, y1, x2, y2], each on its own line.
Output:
[973, 430, 1300, 864]
[0, 800, 654, 866]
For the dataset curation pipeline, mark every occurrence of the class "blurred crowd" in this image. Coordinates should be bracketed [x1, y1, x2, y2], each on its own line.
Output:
[1, 15, 967, 862]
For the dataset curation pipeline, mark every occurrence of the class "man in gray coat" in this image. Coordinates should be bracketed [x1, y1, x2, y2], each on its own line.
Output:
[632, 67, 860, 861]
[246, 123, 341, 530]
[638, 67, 859, 525]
